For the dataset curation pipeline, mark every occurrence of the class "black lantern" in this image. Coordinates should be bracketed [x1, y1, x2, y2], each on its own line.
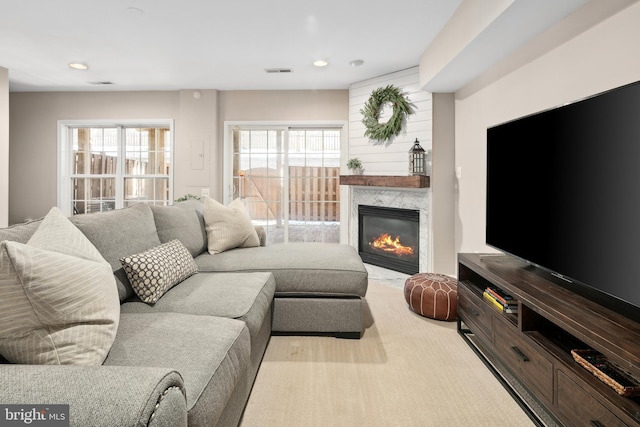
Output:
[409, 138, 426, 176]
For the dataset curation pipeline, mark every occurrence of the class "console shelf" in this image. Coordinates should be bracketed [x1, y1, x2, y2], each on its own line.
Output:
[458, 253, 640, 426]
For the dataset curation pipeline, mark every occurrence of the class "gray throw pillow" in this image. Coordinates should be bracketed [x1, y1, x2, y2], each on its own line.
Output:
[150, 200, 207, 257]
[70, 202, 161, 302]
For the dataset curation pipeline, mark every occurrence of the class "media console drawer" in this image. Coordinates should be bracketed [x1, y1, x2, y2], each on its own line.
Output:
[494, 319, 554, 405]
[458, 284, 493, 342]
[557, 369, 627, 427]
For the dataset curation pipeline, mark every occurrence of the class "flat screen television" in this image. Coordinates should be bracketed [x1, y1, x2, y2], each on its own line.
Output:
[486, 79, 640, 323]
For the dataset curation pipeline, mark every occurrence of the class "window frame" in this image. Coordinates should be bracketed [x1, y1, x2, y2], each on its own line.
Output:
[57, 119, 174, 215]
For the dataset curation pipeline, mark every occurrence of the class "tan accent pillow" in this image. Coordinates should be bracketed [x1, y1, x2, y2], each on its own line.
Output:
[0, 207, 120, 365]
[203, 197, 260, 254]
[120, 239, 198, 304]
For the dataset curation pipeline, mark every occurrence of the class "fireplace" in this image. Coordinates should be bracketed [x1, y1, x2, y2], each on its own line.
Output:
[358, 205, 420, 275]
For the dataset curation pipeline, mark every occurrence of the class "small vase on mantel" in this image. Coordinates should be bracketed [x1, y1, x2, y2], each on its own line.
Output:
[347, 158, 364, 175]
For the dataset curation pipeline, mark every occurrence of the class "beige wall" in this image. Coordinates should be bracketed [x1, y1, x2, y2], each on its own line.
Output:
[218, 90, 348, 122]
[454, 1, 640, 254]
[432, 93, 456, 275]
[8, 89, 347, 224]
[0, 67, 8, 227]
[9, 91, 181, 224]
[176, 89, 218, 200]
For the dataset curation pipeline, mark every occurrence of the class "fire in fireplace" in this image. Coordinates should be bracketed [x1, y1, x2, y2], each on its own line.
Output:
[358, 205, 419, 274]
[369, 233, 415, 256]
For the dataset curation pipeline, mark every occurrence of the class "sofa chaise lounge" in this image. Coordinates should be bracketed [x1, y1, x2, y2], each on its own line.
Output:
[0, 200, 368, 427]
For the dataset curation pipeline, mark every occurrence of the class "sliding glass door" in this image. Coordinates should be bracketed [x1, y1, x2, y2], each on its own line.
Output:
[228, 126, 341, 244]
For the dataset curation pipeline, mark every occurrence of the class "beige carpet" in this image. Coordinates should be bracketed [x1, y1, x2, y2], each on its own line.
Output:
[240, 281, 536, 427]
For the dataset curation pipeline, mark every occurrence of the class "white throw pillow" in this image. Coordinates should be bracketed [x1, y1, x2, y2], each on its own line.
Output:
[0, 207, 120, 365]
[203, 197, 260, 254]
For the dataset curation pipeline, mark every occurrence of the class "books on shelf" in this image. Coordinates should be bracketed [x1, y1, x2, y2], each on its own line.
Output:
[483, 286, 518, 314]
[485, 286, 514, 304]
[483, 291, 506, 312]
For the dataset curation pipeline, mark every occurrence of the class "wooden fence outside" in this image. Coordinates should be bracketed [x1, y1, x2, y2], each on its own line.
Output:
[73, 154, 338, 221]
[241, 166, 340, 222]
[289, 166, 340, 221]
[72, 152, 168, 213]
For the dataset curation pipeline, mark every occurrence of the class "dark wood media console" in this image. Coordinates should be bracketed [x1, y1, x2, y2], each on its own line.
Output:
[457, 253, 640, 426]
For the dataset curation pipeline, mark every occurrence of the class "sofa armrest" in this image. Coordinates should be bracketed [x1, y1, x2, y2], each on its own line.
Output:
[255, 226, 267, 246]
[0, 364, 186, 427]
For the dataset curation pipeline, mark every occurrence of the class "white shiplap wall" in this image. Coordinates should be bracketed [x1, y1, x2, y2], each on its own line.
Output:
[348, 67, 432, 175]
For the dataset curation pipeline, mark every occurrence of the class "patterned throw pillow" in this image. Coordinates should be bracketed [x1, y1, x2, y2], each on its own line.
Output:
[203, 197, 260, 254]
[0, 207, 120, 365]
[120, 240, 198, 304]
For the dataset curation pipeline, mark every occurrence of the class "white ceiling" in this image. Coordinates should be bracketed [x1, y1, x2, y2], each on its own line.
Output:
[0, 0, 596, 93]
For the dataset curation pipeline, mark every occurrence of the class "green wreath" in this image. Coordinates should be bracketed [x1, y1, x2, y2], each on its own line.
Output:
[361, 85, 415, 143]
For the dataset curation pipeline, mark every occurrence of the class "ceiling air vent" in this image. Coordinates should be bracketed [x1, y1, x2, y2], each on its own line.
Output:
[264, 68, 293, 74]
[86, 81, 115, 85]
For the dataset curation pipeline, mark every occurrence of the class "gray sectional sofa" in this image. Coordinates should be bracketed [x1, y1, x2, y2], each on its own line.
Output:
[0, 200, 368, 427]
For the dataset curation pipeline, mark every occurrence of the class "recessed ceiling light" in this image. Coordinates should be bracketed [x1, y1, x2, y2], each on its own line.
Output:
[350, 59, 364, 67]
[313, 60, 328, 67]
[69, 63, 88, 70]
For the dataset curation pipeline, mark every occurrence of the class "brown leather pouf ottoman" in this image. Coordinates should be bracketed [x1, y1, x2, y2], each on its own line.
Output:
[404, 273, 458, 321]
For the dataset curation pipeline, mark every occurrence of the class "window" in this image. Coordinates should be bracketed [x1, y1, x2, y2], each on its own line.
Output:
[226, 124, 343, 244]
[58, 120, 173, 215]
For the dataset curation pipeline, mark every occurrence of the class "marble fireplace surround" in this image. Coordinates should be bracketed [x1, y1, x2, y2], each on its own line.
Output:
[350, 186, 431, 274]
